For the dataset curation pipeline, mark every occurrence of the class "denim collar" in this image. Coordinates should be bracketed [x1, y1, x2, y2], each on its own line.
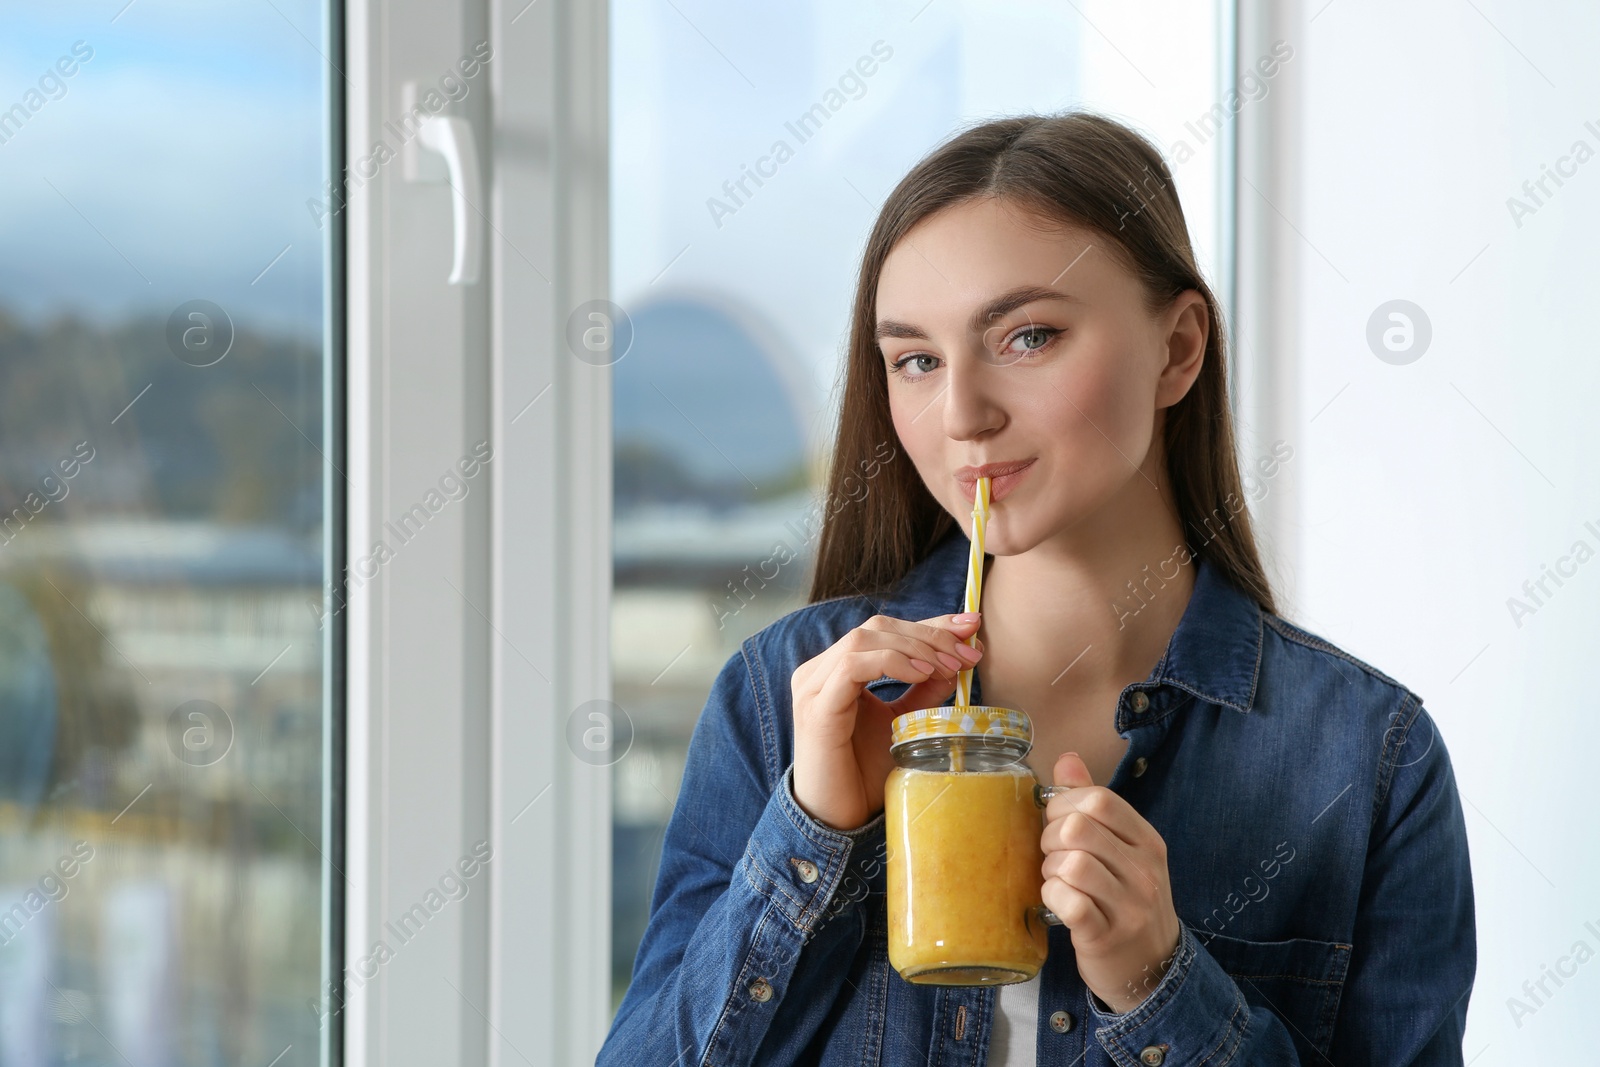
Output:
[877, 527, 1264, 714]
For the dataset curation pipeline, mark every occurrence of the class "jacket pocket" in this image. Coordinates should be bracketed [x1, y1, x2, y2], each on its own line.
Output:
[1193, 931, 1351, 1058]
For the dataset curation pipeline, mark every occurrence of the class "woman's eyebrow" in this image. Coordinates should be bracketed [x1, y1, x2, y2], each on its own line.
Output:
[875, 285, 1084, 342]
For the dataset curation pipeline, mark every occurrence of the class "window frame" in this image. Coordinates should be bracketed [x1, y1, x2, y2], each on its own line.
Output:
[1230, 0, 1300, 589]
[324, 2, 349, 1065]
[341, 0, 611, 1063]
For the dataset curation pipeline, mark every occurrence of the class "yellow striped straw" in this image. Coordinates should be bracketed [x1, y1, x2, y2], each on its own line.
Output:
[954, 476, 991, 709]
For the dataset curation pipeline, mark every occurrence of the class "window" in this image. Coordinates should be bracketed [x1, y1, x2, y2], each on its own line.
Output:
[0, 3, 340, 1065]
[3, 3, 1265, 1061]
[607, 0, 1230, 1013]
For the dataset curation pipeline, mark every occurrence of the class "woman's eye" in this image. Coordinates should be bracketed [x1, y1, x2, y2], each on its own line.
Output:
[889, 353, 940, 378]
[1001, 325, 1057, 359]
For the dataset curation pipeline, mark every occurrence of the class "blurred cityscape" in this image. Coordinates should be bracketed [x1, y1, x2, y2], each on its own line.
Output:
[0, 309, 326, 1065]
[0, 295, 828, 1040]
[608, 294, 822, 1010]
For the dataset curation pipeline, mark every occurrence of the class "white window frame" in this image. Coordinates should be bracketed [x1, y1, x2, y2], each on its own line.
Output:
[1231, 0, 1303, 598]
[343, 0, 611, 1063]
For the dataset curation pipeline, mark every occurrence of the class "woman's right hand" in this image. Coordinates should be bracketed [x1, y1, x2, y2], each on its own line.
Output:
[789, 612, 984, 832]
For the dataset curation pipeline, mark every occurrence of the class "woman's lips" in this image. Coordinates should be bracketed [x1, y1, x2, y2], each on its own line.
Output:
[956, 458, 1036, 503]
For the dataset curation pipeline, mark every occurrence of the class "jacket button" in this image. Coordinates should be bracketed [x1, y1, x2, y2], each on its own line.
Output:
[1130, 691, 1150, 714]
[1048, 1009, 1074, 1033]
[748, 977, 773, 1002]
[1138, 1046, 1166, 1065]
[791, 858, 819, 883]
[1132, 757, 1148, 777]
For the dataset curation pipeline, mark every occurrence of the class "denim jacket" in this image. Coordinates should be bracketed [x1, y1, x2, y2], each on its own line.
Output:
[599, 528, 1476, 1065]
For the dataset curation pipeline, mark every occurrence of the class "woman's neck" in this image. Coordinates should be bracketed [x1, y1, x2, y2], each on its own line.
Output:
[977, 476, 1196, 699]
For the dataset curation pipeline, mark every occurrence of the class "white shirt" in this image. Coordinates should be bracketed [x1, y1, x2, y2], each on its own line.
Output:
[987, 972, 1041, 1065]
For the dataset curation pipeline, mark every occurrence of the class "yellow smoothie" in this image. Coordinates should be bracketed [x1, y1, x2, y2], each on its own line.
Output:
[884, 765, 1049, 984]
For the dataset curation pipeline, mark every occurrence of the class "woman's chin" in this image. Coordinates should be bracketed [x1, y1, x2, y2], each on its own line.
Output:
[949, 498, 1040, 557]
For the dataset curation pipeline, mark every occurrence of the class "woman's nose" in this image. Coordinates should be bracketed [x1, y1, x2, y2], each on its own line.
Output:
[941, 356, 1007, 441]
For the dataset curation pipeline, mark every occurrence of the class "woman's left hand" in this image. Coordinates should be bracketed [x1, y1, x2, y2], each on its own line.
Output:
[1039, 751, 1182, 1014]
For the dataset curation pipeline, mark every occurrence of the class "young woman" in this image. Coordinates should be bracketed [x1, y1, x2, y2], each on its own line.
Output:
[599, 111, 1475, 1066]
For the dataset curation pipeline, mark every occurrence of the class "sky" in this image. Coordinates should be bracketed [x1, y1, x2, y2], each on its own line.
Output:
[0, 1, 329, 340]
[0, 0, 1224, 457]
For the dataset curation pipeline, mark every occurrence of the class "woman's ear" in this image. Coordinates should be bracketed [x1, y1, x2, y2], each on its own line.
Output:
[1155, 289, 1208, 410]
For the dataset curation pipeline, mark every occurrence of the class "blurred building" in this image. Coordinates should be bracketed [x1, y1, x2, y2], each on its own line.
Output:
[609, 292, 822, 1003]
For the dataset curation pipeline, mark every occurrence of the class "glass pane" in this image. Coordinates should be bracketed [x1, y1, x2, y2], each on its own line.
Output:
[0, 4, 338, 1064]
[608, 0, 1224, 1012]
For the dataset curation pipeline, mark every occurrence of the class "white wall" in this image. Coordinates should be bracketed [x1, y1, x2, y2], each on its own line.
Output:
[1264, 1, 1600, 1059]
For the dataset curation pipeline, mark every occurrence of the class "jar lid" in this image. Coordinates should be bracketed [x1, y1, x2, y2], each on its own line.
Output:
[889, 705, 1032, 750]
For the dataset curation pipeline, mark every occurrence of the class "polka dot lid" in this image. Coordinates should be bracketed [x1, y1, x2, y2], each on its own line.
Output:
[889, 705, 1033, 750]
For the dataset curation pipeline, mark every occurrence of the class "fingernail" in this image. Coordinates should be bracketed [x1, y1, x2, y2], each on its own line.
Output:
[953, 642, 981, 663]
[936, 652, 964, 671]
[953, 612, 980, 624]
[909, 658, 935, 674]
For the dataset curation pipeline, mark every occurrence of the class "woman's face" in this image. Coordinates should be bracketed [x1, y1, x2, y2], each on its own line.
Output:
[874, 196, 1207, 556]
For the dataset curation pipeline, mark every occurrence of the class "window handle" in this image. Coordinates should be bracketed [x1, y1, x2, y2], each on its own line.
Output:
[416, 115, 483, 286]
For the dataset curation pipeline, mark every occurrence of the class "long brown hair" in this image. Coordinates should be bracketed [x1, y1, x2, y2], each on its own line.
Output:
[807, 110, 1277, 616]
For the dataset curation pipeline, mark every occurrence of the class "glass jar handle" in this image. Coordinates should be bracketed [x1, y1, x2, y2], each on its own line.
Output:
[1031, 785, 1072, 927]
[1033, 783, 1074, 808]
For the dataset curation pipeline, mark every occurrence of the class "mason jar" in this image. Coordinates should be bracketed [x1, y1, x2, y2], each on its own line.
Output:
[884, 705, 1066, 985]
